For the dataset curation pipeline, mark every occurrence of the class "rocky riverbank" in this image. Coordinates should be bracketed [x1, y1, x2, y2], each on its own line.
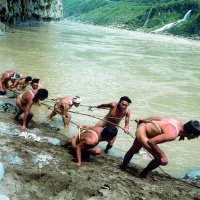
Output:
[0, 95, 199, 200]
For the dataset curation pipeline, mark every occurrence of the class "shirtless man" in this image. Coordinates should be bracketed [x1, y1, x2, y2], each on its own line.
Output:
[30, 78, 43, 93]
[30, 78, 43, 105]
[121, 117, 200, 178]
[62, 125, 118, 166]
[95, 96, 131, 152]
[48, 96, 81, 128]
[9, 76, 32, 92]
[0, 70, 21, 95]
[17, 76, 32, 91]
[14, 88, 48, 131]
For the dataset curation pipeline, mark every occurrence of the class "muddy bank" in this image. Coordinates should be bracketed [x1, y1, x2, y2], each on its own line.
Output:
[0, 96, 199, 200]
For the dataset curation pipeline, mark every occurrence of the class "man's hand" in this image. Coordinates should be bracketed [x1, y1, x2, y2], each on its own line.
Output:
[124, 126, 129, 134]
[20, 125, 26, 132]
[160, 154, 168, 166]
[77, 124, 82, 129]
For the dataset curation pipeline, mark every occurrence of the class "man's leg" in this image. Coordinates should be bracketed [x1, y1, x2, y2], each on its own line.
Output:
[14, 109, 23, 120]
[61, 139, 72, 148]
[95, 119, 107, 127]
[48, 104, 59, 118]
[85, 147, 101, 155]
[140, 159, 161, 178]
[135, 126, 161, 178]
[48, 111, 57, 119]
[26, 112, 34, 127]
[121, 139, 142, 170]
[63, 113, 71, 128]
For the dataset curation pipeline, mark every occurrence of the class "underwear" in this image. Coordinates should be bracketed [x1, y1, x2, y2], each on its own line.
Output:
[55, 100, 72, 111]
[0, 91, 6, 95]
[101, 115, 119, 127]
[18, 94, 26, 104]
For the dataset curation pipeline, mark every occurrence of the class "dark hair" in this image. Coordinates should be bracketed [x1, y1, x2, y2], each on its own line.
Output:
[180, 120, 200, 141]
[101, 125, 118, 139]
[32, 89, 48, 102]
[25, 76, 32, 82]
[120, 96, 132, 103]
[31, 78, 40, 84]
[184, 120, 200, 135]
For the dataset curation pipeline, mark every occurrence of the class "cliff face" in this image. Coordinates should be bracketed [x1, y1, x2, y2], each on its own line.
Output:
[0, 0, 63, 26]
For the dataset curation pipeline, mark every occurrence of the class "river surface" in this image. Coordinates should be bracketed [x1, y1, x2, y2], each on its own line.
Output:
[0, 20, 200, 178]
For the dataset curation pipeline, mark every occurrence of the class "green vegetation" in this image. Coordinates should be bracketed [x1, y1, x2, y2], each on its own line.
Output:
[62, 0, 200, 37]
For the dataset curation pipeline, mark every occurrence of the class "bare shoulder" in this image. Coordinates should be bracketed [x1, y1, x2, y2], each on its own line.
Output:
[63, 96, 72, 101]
[90, 126, 103, 133]
[164, 117, 182, 124]
[24, 91, 33, 100]
[111, 102, 118, 108]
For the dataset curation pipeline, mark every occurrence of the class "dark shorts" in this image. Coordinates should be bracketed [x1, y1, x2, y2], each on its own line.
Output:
[0, 91, 6, 95]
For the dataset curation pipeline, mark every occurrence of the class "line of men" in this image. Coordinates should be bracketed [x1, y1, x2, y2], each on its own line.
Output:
[1, 69, 200, 178]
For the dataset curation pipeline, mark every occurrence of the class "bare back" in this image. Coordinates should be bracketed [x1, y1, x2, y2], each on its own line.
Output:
[57, 96, 73, 112]
[136, 117, 183, 139]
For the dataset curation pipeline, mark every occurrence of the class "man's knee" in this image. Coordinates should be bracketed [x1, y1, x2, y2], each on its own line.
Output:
[127, 146, 140, 155]
[95, 148, 101, 155]
[28, 113, 34, 118]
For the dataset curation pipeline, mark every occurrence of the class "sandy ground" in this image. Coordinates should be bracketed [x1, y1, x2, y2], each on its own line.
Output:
[0, 95, 200, 200]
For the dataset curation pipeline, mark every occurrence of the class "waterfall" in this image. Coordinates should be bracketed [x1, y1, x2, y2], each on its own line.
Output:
[182, 10, 192, 21]
[143, 8, 153, 26]
[151, 10, 192, 34]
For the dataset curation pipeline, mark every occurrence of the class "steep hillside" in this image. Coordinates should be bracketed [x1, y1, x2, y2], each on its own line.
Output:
[62, 0, 200, 38]
[0, 0, 63, 26]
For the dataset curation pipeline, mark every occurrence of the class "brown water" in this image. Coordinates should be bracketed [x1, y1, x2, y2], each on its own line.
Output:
[0, 20, 200, 178]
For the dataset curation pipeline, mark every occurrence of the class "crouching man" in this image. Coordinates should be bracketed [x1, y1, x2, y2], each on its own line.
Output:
[62, 125, 118, 166]
[121, 117, 200, 178]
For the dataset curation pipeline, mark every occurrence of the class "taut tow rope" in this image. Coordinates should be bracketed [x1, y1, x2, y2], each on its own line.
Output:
[41, 102, 135, 138]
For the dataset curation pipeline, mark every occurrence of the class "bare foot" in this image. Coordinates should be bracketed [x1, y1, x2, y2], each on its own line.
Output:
[47, 115, 52, 119]
[120, 164, 127, 171]
[104, 149, 108, 154]
[14, 117, 22, 122]
[27, 122, 33, 128]
[140, 171, 148, 179]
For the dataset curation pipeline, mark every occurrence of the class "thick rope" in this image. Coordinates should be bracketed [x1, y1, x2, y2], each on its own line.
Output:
[41, 102, 200, 188]
[41, 102, 135, 138]
[41, 102, 78, 127]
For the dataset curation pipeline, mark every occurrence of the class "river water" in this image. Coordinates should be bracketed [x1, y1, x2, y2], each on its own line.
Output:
[0, 20, 200, 178]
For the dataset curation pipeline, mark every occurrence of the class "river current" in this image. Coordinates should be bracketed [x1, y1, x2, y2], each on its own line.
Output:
[0, 20, 200, 178]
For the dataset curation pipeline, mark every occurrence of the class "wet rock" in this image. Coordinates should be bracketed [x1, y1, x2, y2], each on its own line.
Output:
[0, 101, 18, 114]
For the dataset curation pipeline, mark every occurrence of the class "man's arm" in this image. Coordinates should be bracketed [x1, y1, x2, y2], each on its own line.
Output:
[9, 80, 19, 91]
[71, 134, 78, 148]
[136, 116, 163, 123]
[147, 130, 177, 165]
[74, 141, 89, 166]
[21, 101, 32, 131]
[104, 136, 116, 153]
[96, 102, 115, 109]
[51, 96, 68, 101]
[124, 110, 130, 133]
